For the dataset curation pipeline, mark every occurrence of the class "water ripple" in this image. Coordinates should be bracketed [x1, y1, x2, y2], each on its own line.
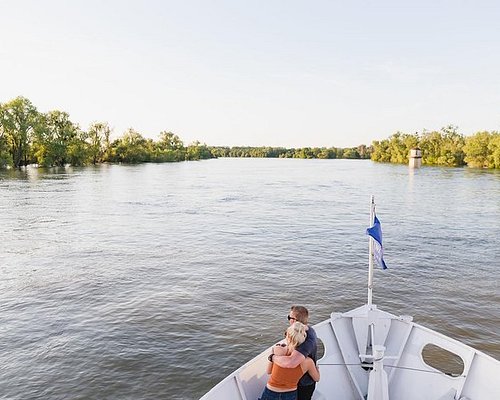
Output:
[0, 159, 498, 400]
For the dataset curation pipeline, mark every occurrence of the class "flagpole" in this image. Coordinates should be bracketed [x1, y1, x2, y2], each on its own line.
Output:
[367, 195, 375, 307]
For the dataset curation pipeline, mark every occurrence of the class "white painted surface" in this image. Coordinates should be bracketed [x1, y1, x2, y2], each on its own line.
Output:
[200, 304, 500, 400]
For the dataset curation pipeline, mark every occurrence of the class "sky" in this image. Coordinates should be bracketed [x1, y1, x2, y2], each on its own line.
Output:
[1, 0, 499, 148]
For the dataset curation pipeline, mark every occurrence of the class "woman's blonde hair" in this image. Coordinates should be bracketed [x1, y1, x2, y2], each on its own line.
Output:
[286, 322, 307, 350]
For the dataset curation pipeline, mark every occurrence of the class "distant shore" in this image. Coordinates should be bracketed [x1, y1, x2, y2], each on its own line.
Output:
[1, 97, 498, 169]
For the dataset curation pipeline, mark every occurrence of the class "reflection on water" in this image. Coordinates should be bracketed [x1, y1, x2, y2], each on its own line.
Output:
[0, 159, 499, 400]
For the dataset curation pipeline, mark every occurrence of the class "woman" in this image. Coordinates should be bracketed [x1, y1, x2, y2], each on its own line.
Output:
[259, 322, 320, 400]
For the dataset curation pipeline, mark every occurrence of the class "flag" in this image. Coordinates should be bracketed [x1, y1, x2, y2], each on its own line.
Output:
[366, 215, 388, 269]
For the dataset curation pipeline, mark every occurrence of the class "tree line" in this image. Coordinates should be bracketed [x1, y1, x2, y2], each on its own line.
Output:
[209, 145, 371, 159]
[1, 97, 498, 169]
[0, 96, 371, 169]
[0, 96, 213, 168]
[371, 125, 500, 168]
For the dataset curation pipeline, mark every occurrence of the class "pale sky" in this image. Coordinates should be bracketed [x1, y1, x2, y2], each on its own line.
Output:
[1, 0, 499, 148]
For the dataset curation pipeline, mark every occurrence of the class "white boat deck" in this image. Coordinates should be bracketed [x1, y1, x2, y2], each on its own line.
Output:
[201, 200, 499, 399]
[200, 304, 500, 400]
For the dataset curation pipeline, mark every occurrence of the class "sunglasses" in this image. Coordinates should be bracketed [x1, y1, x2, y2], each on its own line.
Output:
[287, 315, 297, 322]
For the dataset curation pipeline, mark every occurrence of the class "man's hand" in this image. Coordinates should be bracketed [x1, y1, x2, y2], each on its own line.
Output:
[273, 350, 305, 368]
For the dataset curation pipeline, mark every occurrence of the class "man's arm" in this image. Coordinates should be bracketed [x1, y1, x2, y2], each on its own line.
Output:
[273, 349, 305, 368]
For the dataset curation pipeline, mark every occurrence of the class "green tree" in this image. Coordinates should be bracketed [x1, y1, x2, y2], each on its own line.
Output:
[0, 96, 40, 167]
[317, 148, 337, 159]
[371, 139, 391, 162]
[487, 132, 500, 169]
[357, 144, 371, 159]
[417, 126, 464, 166]
[343, 147, 360, 159]
[31, 116, 51, 167]
[383, 132, 419, 163]
[67, 129, 90, 166]
[294, 147, 315, 159]
[387, 132, 406, 163]
[464, 131, 492, 168]
[186, 141, 212, 160]
[158, 131, 184, 150]
[111, 128, 150, 163]
[33, 110, 81, 167]
[209, 146, 230, 158]
[420, 130, 444, 165]
[87, 122, 111, 164]
[0, 131, 11, 167]
[435, 125, 465, 166]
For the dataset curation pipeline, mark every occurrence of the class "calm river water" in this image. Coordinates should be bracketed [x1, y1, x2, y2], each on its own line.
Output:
[0, 158, 499, 399]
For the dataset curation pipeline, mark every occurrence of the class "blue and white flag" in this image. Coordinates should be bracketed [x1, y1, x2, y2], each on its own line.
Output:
[366, 215, 388, 269]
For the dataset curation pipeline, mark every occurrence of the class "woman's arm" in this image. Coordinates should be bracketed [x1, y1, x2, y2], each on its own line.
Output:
[266, 356, 274, 375]
[301, 358, 320, 382]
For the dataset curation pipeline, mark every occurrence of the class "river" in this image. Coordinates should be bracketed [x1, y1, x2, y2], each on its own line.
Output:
[0, 158, 498, 399]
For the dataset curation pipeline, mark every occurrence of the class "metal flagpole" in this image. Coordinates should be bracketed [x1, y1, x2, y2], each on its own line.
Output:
[367, 195, 375, 307]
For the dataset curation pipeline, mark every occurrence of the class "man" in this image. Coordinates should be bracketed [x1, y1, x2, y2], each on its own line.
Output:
[272, 305, 318, 400]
